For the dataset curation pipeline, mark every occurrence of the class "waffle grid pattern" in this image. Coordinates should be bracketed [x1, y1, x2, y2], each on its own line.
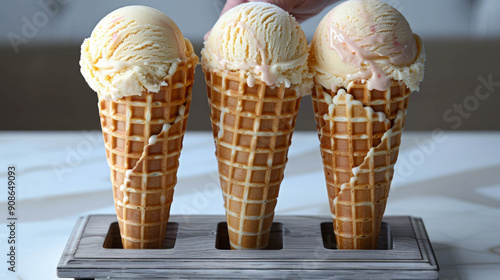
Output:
[311, 81, 411, 249]
[205, 70, 300, 249]
[99, 61, 195, 249]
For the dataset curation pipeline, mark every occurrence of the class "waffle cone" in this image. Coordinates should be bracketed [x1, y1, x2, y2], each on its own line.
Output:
[98, 60, 195, 249]
[311, 81, 410, 249]
[204, 70, 301, 249]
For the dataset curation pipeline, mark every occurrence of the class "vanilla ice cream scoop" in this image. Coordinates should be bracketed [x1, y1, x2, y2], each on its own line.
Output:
[310, 0, 425, 92]
[202, 2, 312, 94]
[80, 5, 196, 100]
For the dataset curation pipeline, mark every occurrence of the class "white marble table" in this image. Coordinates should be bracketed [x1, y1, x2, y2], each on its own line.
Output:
[0, 131, 499, 280]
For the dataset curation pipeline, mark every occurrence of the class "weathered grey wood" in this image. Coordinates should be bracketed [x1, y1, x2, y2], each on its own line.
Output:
[57, 215, 439, 280]
[57, 216, 88, 272]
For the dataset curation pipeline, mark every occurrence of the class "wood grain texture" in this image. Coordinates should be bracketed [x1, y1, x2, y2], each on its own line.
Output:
[57, 215, 439, 279]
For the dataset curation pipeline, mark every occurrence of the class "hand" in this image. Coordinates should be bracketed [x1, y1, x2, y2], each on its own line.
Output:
[221, 0, 338, 22]
[205, 0, 338, 40]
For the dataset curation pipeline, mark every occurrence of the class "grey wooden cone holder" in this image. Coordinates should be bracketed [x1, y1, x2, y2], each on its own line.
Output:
[57, 215, 438, 279]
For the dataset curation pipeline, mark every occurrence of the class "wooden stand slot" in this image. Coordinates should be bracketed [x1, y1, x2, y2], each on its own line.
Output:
[102, 222, 179, 249]
[215, 222, 284, 250]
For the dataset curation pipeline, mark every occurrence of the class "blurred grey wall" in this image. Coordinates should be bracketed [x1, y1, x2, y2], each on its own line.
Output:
[1, 0, 499, 131]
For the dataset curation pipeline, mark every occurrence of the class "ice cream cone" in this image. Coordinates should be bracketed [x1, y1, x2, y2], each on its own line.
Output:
[99, 59, 195, 249]
[204, 70, 301, 249]
[201, 2, 312, 249]
[308, 0, 426, 249]
[79, 5, 199, 249]
[311, 81, 410, 249]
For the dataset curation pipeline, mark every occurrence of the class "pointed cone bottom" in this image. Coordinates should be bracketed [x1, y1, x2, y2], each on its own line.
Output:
[311, 81, 410, 249]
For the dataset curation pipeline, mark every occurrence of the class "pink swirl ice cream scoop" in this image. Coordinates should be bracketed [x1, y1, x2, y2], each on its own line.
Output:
[310, 0, 425, 92]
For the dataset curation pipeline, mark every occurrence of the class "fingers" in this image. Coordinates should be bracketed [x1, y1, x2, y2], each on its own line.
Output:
[254, 0, 339, 23]
[289, 0, 339, 22]
[204, 30, 211, 41]
[258, 0, 297, 11]
[221, 0, 248, 16]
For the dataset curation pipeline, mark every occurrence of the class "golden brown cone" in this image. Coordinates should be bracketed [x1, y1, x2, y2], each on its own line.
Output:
[204, 69, 301, 249]
[98, 60, 195, 249]
[311, 81, 410, 249]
